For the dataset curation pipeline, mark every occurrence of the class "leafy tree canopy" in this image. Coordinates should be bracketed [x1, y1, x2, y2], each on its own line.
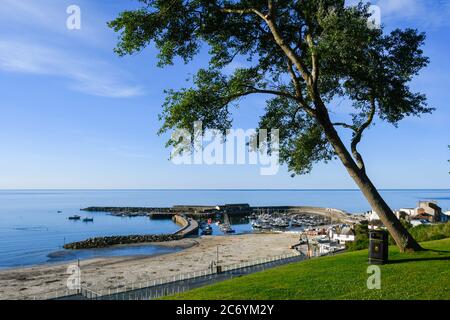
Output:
[109, 0, 432, 175]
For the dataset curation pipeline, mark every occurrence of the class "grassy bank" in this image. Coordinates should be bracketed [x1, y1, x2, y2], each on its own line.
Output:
[165, 238, 450, 300]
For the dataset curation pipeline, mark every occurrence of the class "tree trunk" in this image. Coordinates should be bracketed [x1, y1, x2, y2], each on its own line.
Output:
[314, 104, 422, 253]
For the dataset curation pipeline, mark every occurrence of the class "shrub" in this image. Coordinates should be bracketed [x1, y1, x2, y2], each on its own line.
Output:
[346, 223, 369, 251]
[409, 222, 450, 242]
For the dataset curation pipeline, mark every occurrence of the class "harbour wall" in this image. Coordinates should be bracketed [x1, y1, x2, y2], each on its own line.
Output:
[63, 234, 182, 250]
[81, 204, 358, 225]
[253, 206, 348, 217]
[173, 215, 199, 237]
[63, 215, 198, 250]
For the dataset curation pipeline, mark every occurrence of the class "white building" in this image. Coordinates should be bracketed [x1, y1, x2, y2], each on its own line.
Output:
[318, 241, 343, 255]
[331, 226, 355, 244]
[367, 211, 380, 222]
[395, 208, 415, 219]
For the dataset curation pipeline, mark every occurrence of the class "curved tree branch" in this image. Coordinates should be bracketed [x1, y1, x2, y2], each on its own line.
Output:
[350, 97, 376, 171]
[218, 86, 302, 106]
[333, 122, 357, 131]
[244, 86, 303, 102]
[306, 33, 318, 85]
[286, 60, 315, 115]
[220, 6, 313, 88]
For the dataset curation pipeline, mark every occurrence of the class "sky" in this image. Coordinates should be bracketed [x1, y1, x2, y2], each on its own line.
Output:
[0, 0, 449, 189]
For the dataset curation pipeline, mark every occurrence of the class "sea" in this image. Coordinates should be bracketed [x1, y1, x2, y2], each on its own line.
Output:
[0, 189, 448, 269]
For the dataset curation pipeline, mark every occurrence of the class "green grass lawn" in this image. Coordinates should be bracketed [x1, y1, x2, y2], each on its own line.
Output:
[166, 238, 450, 300]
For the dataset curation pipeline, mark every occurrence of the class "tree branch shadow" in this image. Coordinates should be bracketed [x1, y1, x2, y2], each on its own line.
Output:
[388, 249, 450, 264]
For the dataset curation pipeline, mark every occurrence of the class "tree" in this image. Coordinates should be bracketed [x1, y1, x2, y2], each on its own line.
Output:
[109, 0, 433, 252]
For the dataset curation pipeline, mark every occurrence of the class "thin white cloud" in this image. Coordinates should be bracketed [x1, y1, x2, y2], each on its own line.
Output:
[376, 0, 420, 17]
[345, 1, 450, 28]
[0, 0, 109, 45]
[0, 0, 50, 23]
[0, 40, 143, 98]
[0, 0, 144, 98]
[374, 0, 450, 28]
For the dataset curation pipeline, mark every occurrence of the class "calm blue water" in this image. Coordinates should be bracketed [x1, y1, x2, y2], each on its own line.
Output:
[0, 189, 448, 269]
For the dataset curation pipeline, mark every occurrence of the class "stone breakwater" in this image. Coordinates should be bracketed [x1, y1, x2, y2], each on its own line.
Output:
[63, 234, 182, 250]
[173, 215, 199, 237]
[63, 215, 197, 250]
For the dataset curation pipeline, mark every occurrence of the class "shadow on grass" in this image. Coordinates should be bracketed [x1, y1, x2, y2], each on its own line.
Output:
[425, 249, 450, 254]
[388, 249, 450, 264]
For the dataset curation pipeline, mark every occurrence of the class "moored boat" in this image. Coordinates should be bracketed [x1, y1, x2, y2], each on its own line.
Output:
[219, 223, 235, 234]
[200, 222, 213, 235]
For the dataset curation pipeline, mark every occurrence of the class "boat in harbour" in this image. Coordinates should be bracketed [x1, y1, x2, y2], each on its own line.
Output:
[219, 223, 235, 234]
[200, 222, 213, 235]
[68, 215, 81, 220]
[251, 220, 263, 228]
[271, 218, 290, 228]
[82, 217, 94, 222]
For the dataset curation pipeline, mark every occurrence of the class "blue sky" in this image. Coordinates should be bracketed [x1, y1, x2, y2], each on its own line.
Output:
[0, 0, 449, 189]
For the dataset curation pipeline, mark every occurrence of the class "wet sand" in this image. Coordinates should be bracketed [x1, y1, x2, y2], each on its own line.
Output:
[0, 233, 300, 300]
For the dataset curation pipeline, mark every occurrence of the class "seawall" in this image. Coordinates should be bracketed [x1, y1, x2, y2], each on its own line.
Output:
[63, 234, 182, 250]
[63, 215, 198, 250]
[173, 215, 199, 237]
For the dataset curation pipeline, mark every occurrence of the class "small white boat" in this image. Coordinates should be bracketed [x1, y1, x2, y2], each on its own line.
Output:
[220, 223, 235, 234]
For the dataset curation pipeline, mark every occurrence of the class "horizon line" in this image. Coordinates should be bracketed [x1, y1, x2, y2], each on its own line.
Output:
[0, 188, 449, 191]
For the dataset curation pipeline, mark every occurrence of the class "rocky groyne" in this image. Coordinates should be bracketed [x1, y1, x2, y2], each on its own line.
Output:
[63, 234, 182, 250]
[64, 214, 198, 250]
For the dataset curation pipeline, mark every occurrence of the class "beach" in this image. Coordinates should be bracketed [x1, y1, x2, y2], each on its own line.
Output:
[0, 232, 300, 300]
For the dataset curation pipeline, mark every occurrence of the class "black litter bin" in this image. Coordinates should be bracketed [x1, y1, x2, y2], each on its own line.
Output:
[368, 230, 388, 265]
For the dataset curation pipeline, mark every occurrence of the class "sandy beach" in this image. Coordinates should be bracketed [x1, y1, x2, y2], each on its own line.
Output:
[0, 233, 300, 300]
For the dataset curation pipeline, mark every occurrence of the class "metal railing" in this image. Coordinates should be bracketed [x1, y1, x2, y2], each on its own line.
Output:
[221, 252, 300, 272]
[90, 251, 302, 300]
[43, 250, 303, 300]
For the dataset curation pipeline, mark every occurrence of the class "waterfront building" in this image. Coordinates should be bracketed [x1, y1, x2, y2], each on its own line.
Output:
[331, 226, 355, 244]
[413, 201, 442, 223]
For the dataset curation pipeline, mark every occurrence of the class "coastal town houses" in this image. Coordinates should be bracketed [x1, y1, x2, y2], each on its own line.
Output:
[317, 239, 343, 255]
[398, 201, 443, 223]
[299, 225, 354, 256]
[368, 200, 444, 226]
[416, 201, 442, 222]
[328, 226, 356, 244]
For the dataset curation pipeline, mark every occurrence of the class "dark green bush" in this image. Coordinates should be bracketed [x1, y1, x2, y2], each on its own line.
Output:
[346, 223, 369, 251]
[409, 222, 450, 242]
